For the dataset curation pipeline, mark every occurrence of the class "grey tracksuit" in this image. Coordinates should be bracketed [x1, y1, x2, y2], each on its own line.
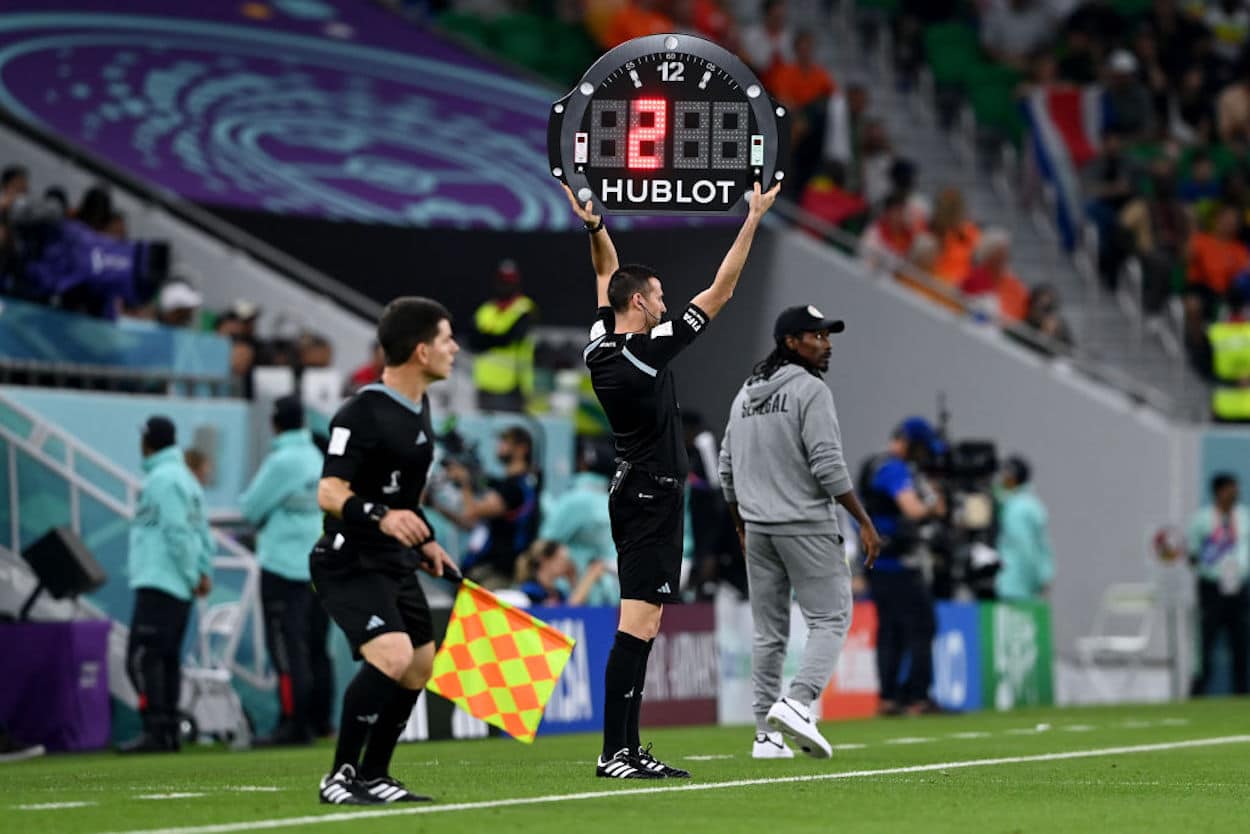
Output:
[719, 363, 854, 728]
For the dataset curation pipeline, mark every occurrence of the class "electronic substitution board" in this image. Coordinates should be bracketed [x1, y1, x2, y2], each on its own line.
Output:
[547, 33, 790, 215]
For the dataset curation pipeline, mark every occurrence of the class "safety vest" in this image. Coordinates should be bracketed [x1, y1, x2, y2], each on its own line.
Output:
[1213, 386, 1250, 420]
[473, 296, 536, 396]
[1208, 322, 1250, 382]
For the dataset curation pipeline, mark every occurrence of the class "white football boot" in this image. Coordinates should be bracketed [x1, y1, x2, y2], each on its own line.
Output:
[766, 697, 832, 759]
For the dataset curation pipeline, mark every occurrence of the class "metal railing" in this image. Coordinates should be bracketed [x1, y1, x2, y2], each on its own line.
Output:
[768, 198, 1181, 416]
[0, 391, 272, 691]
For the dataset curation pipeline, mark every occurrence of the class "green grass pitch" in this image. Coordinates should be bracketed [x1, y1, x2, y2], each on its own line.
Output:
[5, 699, 1248, 834]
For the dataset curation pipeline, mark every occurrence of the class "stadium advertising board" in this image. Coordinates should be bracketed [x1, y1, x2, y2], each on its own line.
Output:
[640, 603, 718, 727]
[980, 601, 1055, 710]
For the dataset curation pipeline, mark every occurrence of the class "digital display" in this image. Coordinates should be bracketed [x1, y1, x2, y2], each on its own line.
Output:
[548, 34, 789, 215]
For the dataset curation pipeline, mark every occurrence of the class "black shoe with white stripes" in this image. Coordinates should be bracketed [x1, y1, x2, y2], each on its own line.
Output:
[318, 764, 380, 805]
[358, 775, 433, 803]
[637, 742, 690, 778]
[595, 747, 665, 779]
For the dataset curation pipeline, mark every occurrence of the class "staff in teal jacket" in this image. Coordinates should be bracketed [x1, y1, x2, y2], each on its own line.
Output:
[994, 456, 1054, 602]
[241, 396, 333, 744]
[120, 416, 214, 754]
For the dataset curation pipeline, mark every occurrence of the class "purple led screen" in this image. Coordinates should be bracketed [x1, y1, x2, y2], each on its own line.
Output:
[0, 1, 695, 230]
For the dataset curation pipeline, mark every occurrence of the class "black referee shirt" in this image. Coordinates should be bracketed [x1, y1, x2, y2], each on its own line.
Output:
[584, 303, 710, 477]
[321, 384, 435, 553]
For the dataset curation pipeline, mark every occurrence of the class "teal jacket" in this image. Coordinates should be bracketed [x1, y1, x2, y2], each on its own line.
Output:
[539, 472, 619, 606]
[1186, 504, 1250, 587]
[240, 429, 323, 582]
[994, 486, 1054, 601]
[128, 446, 215, 601]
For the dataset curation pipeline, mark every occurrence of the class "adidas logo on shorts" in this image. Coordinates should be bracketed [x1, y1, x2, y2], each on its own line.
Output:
[366, 615, 385, 630]
[657, 582, 671, 594]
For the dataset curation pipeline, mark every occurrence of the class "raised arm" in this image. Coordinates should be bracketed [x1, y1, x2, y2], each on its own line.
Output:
[562, 184, 618, 308]
[691, 181, 780, 320]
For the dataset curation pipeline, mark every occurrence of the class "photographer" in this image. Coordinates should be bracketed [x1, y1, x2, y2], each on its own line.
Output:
[860, 417, 946, 716]
[436, 426, 540, 589]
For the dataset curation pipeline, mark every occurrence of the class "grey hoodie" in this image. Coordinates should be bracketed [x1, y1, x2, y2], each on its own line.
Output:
[719, 363, 852, 536]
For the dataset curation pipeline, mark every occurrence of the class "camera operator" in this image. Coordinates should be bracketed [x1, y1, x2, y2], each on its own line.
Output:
[860, 417, 946, 716]
[435, 426, 540, 589]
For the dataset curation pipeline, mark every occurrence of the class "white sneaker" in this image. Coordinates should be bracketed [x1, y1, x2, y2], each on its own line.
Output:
[752, 731, 794, 759]
[766, 697, 832, 759]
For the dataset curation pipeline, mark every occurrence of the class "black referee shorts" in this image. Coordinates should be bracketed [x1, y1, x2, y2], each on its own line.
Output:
[609, 469, 684, 604]
[309, 537, 433, 658]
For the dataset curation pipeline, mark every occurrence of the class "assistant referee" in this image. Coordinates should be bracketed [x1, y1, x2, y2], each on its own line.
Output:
[310, 297, 458, 806]
[564, 180, 780, 780]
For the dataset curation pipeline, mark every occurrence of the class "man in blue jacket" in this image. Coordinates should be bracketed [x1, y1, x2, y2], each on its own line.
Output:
[120, 416, 214, 753]
[242, 396, 332, 745]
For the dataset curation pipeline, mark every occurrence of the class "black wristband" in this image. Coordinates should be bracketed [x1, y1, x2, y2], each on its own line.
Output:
[343, 495, 388, 526]
[585, 217, 604, 233]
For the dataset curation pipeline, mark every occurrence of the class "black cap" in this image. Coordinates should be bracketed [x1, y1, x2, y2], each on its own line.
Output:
[141, 416, 177, 451]
[273, 395, 304, 432]
[773, 305, 845, 343]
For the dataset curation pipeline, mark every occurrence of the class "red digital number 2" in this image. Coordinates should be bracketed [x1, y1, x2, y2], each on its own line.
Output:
[627, 98, 667, 170]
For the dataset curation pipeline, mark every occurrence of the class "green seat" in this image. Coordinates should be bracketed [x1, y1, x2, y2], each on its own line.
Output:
[967, 65, 1025, 145]
[489, 14, 548, 71]
[436, 12, 492, 48]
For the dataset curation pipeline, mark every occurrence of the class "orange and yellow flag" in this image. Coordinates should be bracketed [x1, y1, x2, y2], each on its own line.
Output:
[427, 579, 576, 743]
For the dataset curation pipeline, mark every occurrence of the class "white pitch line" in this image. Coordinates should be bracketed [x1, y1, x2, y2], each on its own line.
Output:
[1005, 728, 1041, 735]
[831, 743, 866, 751]
[99, 736, 1250, 834]
[136, 793, 206, 801]
[1062, 724, 1095, 732]
[683, 754, 734, 761]
[884, 737, 933, 745]
[227, 787, 283, 793]
[1159, 718, 1190, 727]
[949, 732, 990, 740]
[17, 801, 96, 811]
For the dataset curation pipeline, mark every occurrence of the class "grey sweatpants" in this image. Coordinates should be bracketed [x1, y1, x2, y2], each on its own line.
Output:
[746, 531, 853, 731]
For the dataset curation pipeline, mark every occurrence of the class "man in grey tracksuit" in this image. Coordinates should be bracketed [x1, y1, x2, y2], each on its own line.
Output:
[719, 305, 880, 760]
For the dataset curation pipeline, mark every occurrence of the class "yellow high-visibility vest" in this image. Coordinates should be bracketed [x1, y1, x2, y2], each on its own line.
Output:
[1207, 321, 1250, 382]
[473, 297, 536, 396]
[1212, 386, 1250, 421]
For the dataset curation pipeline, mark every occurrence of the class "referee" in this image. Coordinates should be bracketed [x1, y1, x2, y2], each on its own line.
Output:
[719, 306, 880, 759]
[311, 297, 458, 806]
[564, 180, 780, 780]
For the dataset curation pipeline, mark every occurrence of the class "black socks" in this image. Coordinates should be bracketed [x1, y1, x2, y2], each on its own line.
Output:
[359, 685, 421, 780]
[333, 662, 403, 771]
[602, 631, 650, 758]
[626, 637, 654, 752]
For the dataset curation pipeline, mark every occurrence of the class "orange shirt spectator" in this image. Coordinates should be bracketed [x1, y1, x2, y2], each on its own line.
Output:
[604, 0, 674, 49]
[934, 223, 981, 285]
[961, 228, 1028, 322]
[861, 192, 920, 272]
[1188, 222, 1250, 297]
[766, 60, 836, 110]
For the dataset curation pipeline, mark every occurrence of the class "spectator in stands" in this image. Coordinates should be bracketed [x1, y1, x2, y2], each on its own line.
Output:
[980, 0, 1060, 73]
[603, 0, 674, 48]
[515, 540, 607, 607]
[214, 300, 260, 342]
[120, 416, 214, 754]
[741, 0, 794, 74]
[994, 456, 1054, 601]
[156, 280, 202, 329]
[1179, 148, 1221, 208]
[1083, 129, 1138, 285]
[858, 120, 908, 207]
[1023, 284, 1074, 349]
[75, 185, 113, 232]
[438, 425, 541, 589]
[961, 228, 1029, 323]
[241, 396, 332, 745]
[1119, 156, 1189, 313]
[229, 338, 258, 399]
[1104, 50, 1157, 142]
[345, 341, 386, 395]
[1187, 472, 1249, 695]
[861, 191, 918, 274]
[826, 80, 870, 190]
[0, 164, 28, 209]
[1204, 0, 1249, 64]
[671, 0, 735, 46]
[1171, 65, 1216, 143]
[298, 332, 333, 369]
[104, 211, 127, 241]
[766, 29, 835, 189]
[470, 259, 536, 412]
[1145, 0, 1212, 87]
[1187, 203, 1249, 316]
[184, 449, 213, 487]
[798, 160, 868, 237]
[898, 232, 961, 312]
[539, 439, 620, 606]
[929, 187, 981, 286]
[1217, 59, 1250, 142]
